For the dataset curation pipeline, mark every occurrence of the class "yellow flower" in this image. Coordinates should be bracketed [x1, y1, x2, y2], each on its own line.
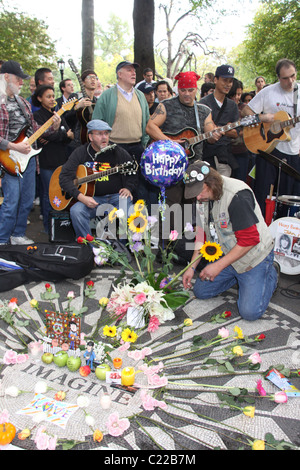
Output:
[54, 391, 66, 401]
[232, 346, 244, 356]
[234, 325, 244, 339]
[183, 318, 193, 327]
[200, 241, 223, 262]
[252, 440, 265, 450]
[121, 328, 138, 343]
[134, 199, 145, 212]
[30, 299, 39, 308]
[243, 406, 255, 418]
[108, 207, 118, 222]
[18, 428, 31, 440]
[93, 429, 104, 443]
[103, 325, 117, 337]
[128, 211, 148, 234]
[99, 297, 109, 308]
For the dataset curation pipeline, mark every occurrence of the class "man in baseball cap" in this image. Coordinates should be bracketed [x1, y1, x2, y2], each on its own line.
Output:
[215, 64, 235, 78]
[0, 60, 30, 79]
[115, 61, 139, 74]
[182, 159, 278, 323]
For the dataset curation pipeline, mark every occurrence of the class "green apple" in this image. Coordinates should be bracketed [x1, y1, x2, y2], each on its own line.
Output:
[41, 352, 54, 364]
[67, 355, 81, 372]
[95, 363, 111, 380]
[53, 350, 69, 367]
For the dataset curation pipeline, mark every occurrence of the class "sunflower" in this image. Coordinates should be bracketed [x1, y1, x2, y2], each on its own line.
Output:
[127, 211, 148, 234]
[108, 207, 118, 223]
[200, 241, 223, 262]
[134, 199, 145, 212]
[121, 327, 138, 343]
[103, 325, 117, 337]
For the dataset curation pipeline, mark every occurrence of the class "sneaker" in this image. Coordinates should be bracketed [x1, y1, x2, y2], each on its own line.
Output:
[10, 236, 34, 245]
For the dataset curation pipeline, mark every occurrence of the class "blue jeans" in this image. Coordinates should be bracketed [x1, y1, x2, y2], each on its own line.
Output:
[70, 193, 132, 238]
[193, 251, 277, 321]
[0, 157, 36, 243]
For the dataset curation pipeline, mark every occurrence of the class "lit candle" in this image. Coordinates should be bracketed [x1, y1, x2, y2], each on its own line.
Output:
[113, 357, 122, 369]
[121, 367, 135, 386]
[100, 392, 112, 409]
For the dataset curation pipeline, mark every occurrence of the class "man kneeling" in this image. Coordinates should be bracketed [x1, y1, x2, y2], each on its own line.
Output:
[182, 161, 278, 321]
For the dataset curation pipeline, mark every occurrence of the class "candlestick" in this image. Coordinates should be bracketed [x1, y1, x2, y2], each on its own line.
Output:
[121, 367, 135, 386]
[100, 392, 112, 410]
[113, 357, 122, 369]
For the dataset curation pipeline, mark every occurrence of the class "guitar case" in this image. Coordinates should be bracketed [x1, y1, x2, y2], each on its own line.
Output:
[0, 242, 95, 293]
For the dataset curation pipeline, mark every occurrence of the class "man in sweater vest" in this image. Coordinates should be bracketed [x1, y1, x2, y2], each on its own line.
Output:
[92, 61, 155, 210]
[182, 161, 279, 321]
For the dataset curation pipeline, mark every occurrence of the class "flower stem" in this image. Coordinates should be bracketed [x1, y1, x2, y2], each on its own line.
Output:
[163, 253, 203, 290]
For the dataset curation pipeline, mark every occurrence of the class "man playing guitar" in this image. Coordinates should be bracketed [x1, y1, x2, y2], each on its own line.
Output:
[58, 119, 138, 239]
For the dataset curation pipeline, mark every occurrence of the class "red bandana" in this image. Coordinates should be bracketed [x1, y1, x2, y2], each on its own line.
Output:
[174, 71, 201, 89]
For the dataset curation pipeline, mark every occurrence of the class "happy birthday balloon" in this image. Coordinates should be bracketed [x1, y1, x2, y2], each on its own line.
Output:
[140, 140, 189, 188]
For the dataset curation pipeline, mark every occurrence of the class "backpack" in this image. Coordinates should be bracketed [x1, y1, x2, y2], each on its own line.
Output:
[0, 243, 95, 292]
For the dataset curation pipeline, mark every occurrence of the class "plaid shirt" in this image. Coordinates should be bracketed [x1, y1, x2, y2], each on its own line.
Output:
[0, 96, 39, 151]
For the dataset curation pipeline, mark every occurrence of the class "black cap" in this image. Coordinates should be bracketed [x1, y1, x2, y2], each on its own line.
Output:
[184, 161, 211, 199]
[116, 61, 139, 74]
[137, 82, 156, 94]
[0, 60, 30, 79]
[215, 65, 235, 78]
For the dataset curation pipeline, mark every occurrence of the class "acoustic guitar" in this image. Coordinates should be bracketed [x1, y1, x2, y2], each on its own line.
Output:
[49, 155, 138, 211]
[243, 110, 300, 154]
[0, 98, 78, 176]
[156, 115, 259, 158]
[68, 59, 95, 144]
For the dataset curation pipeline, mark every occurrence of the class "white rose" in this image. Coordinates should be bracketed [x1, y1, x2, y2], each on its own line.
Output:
[77, 395, 90, 408]
[5, 386, 20, 397]
[34, 381, 48, 394]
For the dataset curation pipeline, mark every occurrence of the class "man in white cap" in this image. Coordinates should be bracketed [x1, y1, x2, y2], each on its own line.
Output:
[182, 161, 279, 321]
[92, 61, 152, 209]
[0, 60, 61, 245]
[59, 119, 137, 238]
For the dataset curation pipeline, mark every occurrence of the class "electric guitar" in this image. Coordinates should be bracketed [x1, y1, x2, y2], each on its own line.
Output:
[49, 153, 138, 211]
[68, 59, 95, 144]
[155, 115, 260, 158]
[243, 110, 300, 154]
[0, 98, 78, 176]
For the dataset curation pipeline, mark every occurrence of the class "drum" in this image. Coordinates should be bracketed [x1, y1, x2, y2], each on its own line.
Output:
[277, 195, 300, 217]
[269, 217, 300, 275]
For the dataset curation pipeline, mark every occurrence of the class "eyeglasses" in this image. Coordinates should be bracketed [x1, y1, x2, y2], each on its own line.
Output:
[85, 75, 97, 80]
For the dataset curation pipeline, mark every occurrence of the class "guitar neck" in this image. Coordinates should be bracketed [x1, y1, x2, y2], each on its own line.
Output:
[27, 107, 66, 146]
[77, 167, 120, 185]
[280, 115, 300, 129]
[188, 121, 241, 145]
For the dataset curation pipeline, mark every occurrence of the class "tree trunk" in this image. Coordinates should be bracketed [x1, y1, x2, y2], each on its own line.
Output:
[81, 0, 94, 72]
[133, 0, 155, 82]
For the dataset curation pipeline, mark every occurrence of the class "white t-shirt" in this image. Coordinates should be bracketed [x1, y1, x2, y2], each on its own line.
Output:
[248, 81, 300, 155]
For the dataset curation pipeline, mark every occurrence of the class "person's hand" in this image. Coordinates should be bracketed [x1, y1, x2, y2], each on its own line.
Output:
[75, 98, 92, 110]
[52, 111, 61, 130]
[182, 267, 194, 290]
[9, 140, 31, 154]
[199, 262, 222, 282]
[119, 188, 133, 200]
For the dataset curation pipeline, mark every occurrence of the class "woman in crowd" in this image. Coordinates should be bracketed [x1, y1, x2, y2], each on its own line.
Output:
[32, 85, 74, 233]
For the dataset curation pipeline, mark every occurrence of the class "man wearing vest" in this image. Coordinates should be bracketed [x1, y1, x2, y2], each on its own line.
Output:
[182, 161, 278, 321]
[92, 61, 152, 207]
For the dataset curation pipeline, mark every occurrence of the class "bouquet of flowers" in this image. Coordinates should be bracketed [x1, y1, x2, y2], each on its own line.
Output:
[78, 199, 223, 331]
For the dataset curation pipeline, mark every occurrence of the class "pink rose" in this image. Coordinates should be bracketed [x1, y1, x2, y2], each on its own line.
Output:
[256, 379, 267, 396]
[249, 352, 262, 365]
[16, 353, 29, 364]
[133, 293, 147, 305]
[274, 391, 288, 403]
[169, 230, 178, 242]
[106, 412, 130, 437]
[3, 349, 18, 364]
[218, 327, 229, 338]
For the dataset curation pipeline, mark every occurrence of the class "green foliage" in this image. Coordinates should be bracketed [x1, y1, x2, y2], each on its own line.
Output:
[0, 5, 58, 75]
[236, 0, 299, 82]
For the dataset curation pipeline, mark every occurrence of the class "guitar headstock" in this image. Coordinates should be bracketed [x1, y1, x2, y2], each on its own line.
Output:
[119, 161, 139, 175]
[68, 59, 78, 75]
[240, 114, 261, 127]
[61, 97, 78, 112]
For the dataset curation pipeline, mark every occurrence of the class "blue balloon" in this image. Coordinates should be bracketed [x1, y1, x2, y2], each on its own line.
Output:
[140, 140, 189, 188]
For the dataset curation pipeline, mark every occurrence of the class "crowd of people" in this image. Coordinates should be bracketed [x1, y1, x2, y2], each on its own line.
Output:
[0, 57, 299, 322]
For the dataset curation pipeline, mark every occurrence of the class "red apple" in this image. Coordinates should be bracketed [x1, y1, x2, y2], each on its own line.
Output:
[79, 365, 91, 377]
